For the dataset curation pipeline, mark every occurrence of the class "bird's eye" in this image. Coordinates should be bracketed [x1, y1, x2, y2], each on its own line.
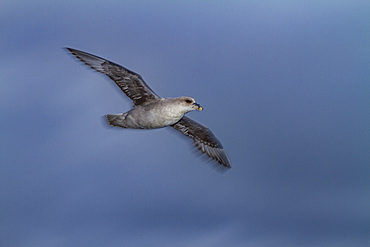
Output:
[185, 99, 192, 104]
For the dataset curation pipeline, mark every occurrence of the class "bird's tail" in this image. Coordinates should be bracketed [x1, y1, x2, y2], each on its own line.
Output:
[106, 113, 128, 128]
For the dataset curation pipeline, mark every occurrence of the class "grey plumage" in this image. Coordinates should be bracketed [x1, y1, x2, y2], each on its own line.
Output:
[66, 48, 231, 168]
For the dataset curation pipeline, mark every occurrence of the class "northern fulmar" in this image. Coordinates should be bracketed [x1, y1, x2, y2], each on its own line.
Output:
[66, 48, 231, 168]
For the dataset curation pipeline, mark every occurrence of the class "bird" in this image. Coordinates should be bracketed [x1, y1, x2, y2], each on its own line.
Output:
[66, 48, 231, 168]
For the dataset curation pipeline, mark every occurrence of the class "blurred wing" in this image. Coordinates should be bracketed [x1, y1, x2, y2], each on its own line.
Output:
[66, 48, 160, 105]
[171, 116, 231, 168]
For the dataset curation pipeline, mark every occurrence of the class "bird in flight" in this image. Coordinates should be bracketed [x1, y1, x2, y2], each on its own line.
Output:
[66, 48, 231, 168]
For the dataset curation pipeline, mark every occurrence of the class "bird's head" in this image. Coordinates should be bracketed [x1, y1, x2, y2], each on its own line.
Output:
[178, 96, 203, 113]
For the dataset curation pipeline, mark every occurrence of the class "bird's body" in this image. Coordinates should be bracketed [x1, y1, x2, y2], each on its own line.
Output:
[107, 97, 201, 129]
[66, 48, 231, 168]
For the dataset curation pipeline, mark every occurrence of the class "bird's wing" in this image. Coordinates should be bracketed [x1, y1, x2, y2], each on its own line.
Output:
[171, 116, 231, 168]
[66, 48, 160, 105]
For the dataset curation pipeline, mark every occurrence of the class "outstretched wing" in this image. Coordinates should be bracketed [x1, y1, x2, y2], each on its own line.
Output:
[66, 48, 160, 105]
[171, 116, 231, 168]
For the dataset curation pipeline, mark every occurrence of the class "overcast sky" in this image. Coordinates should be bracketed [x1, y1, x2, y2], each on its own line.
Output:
[1, 1, 369, 246]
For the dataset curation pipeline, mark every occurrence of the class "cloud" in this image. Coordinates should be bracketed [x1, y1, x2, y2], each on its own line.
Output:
[1, 1, 369, 246]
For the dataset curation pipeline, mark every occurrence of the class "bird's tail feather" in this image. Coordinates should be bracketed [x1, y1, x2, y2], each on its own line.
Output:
[106, 114, 128, 128]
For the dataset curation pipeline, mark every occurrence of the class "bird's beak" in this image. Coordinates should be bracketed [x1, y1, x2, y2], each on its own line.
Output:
[194, 103, 203, 111]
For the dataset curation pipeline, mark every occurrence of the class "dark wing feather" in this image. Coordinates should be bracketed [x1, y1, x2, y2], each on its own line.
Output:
[171, 116, 231, 168]
[66, 48, 160, 105]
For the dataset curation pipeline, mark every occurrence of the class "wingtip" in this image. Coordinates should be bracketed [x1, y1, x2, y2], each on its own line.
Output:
[64, 47, 85, 56]
[213, 147, 231, 169]
[63, 47, 72, 52]
[221, 152, 232, 169]
[224, 162, 232, 169]
[63, 47, 77, 56]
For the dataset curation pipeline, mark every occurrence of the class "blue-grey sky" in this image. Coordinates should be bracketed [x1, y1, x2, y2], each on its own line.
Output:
[1, 1, 369, 246]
